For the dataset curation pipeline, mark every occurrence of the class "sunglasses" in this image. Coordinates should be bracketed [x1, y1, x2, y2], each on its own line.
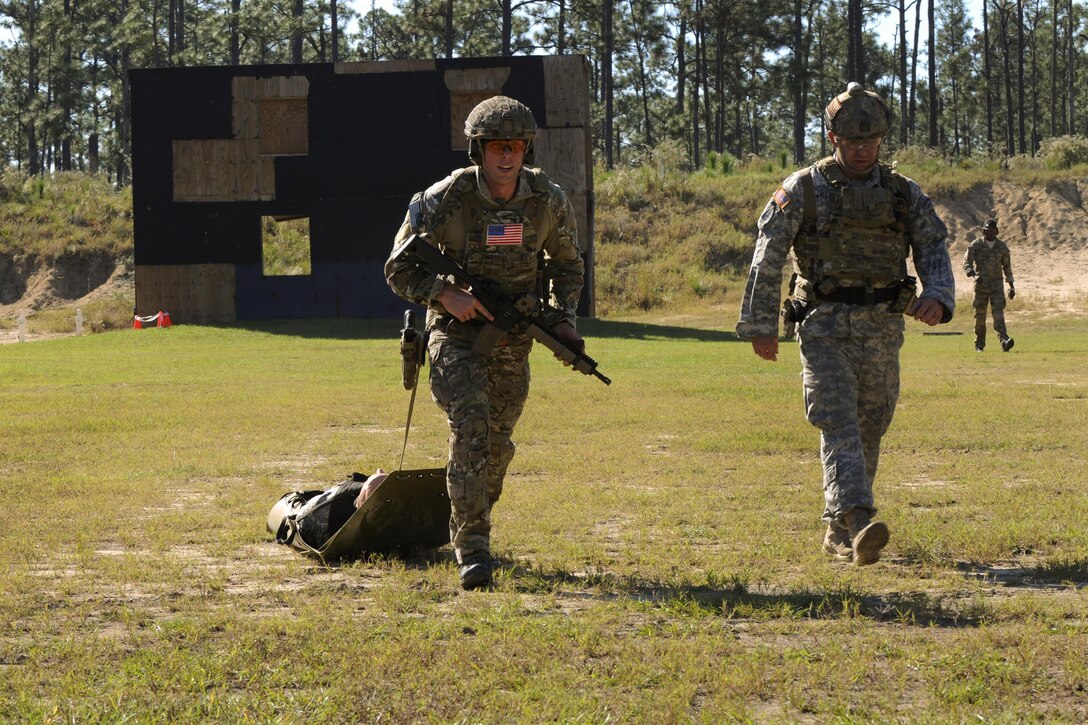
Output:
[838, 137, 884, 152]
[483, 139, 527, 154]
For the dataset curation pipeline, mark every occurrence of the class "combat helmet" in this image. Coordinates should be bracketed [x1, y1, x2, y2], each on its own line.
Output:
[465, 95, 537, 165]
[983, 217, 998, 231]
[825, 82, 891, 140]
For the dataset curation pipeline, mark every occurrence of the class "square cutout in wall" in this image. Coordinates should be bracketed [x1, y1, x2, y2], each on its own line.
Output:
[262, 216, 312, 276]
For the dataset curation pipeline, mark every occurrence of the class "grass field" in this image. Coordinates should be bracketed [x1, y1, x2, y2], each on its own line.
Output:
[1, 303, 1086, 721]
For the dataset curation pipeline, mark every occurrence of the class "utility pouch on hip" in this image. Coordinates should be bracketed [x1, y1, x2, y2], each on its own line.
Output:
[780, 298, 810, 324]
[888, 276, 918, 315]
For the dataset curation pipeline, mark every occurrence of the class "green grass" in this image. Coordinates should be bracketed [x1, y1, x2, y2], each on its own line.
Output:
[2, 306, 1086, 721]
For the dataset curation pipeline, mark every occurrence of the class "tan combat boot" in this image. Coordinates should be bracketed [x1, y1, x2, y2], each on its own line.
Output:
[845, 508, 889, 566]
[822, 524, 853, 561]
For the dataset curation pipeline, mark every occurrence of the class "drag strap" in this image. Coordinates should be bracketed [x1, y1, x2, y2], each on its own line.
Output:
[399, 367, 420, 471]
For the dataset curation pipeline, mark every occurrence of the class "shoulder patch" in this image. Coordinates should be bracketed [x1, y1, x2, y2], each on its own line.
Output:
[773, 186, 792, 211]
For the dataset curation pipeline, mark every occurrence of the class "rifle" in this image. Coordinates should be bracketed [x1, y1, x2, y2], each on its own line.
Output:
[392, 234, 611, 385]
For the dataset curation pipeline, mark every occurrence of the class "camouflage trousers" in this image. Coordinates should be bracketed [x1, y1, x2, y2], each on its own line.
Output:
[798, 327, 903, 527]
[972, 285, 1008, 347]
[427, 330, 532, 564]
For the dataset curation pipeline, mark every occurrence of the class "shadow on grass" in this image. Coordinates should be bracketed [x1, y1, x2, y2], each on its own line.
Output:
[494, 560, 989, 628]
[218, 317, 742, 344]
[303, 549, 1000, 627]
[577, 318, 740, 343]
[957, 558, 1088, 589]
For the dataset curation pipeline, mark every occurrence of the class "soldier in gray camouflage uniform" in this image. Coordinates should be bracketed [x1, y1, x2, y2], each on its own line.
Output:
[964, 218, 1015, 352]
[736, 83, 956, 565]
[385, 96, 585, 590]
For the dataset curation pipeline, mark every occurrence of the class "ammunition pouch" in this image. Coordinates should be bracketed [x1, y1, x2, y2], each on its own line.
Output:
[887, 276, 919, 314]
[780, 298, 810, 324]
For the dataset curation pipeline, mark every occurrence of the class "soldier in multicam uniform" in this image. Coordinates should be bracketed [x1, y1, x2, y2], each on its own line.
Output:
[385, 96, 585, 590]
[736, 83, 956, 565]
[963, 218, 1015, 352]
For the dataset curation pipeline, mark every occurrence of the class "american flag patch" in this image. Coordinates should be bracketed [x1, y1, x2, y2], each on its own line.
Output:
[773, 187, 792, 211]
[486, 223, 524, 246]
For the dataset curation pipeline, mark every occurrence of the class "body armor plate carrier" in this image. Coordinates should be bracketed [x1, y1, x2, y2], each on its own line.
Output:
[793, 157, 911, 288]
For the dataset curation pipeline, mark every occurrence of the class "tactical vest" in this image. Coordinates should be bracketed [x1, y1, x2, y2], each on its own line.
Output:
[428, 167, 555, 299]
[793, 157, 911, 288]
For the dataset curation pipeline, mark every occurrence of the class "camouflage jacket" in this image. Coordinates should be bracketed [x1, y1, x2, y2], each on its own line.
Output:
[963, 237, 1014, 290]
[385, 166, 583, 330]
[735, 158, 955, 339]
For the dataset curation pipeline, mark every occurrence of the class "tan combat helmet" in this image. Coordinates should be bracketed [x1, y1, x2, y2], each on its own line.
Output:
[465, 95, 537, 165]
[824, 82, 891, 140]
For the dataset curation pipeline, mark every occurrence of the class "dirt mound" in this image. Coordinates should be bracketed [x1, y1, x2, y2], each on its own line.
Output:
[0, 251, 128, 316]
[933, 180, 1088, 305]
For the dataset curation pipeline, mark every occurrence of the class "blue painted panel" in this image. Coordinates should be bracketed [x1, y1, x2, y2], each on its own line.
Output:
[234, 261, 406, 320]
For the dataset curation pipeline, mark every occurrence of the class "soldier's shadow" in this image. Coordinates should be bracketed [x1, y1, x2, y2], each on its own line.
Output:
[485, 558, 1006, 629]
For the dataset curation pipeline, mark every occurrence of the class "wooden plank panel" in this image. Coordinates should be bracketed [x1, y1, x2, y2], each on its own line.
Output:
[565, 190, 590, 255]
[174, 139, 242, 201]
[258, 157, 276, 201]
[445, 68, 511, 151]
[191, 264, 237, 322]
[255, 76, 310, 99]
[136, 264, 236, 324]
[543, 55, 589, 128]
[335, 60, 436, 74]
[533, 127, 586, 195]
[232, 77, 259, 139]
[259, 98, 308, 156]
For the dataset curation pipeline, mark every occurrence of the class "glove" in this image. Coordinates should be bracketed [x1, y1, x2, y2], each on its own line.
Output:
[1008, 287, 1015, 299]
[965, 270, 975, 277]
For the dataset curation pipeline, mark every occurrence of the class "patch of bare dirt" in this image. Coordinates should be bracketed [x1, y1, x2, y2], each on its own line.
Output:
[933, 180, 1088, 308]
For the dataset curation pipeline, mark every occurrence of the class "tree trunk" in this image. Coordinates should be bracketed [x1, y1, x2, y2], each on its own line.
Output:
[692, 0, 702, 168]
[602, 0, 614, 168]
[1051, 0, 1058, 135]
[909, 0, 921, 138]
[502, 0, 513, 55]
[847, 0, 864, 81]
[292, 0, 303, 63]
[1068, 0, 1076, 134]
[676, 13, 686, 114]
[984, 0, 994, 151]
[557, 0, 566, 55]
[999, 4, 1015, 155]
[230, 0, 241, 64]
[630, 2, 654, 147]
[792, 0, 806, 163]
[1017, 0, 1025, 153]
[928, 0, 938, 146]
[331, 0, 339, 62]
[898, 0, 909, 145]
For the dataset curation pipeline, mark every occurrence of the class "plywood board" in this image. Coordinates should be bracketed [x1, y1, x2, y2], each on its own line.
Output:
[543, 56, 589, 128]
[255, 76, 309, 99]
[259, 98, 308, 156]
[232, 76, 259, 139]
[335, 60, 436, 74]
[445, 68, 511, 151]
[136, 264, 236, 323]
[533, 127, 587, 195]
[173, 139, 268, 202]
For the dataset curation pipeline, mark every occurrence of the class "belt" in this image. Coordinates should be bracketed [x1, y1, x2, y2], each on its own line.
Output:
[815, 286, 899, 305]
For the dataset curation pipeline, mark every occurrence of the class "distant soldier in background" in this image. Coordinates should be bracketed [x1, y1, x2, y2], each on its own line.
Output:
[963, 218, 1016, 352]
[385, 96, 585, 590]
[736, 82, 956, 565]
